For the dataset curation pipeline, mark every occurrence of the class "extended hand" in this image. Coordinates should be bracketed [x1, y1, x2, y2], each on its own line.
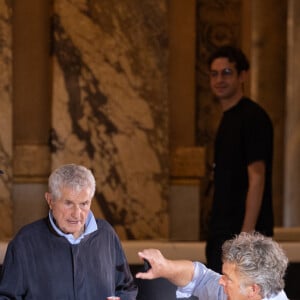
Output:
[135, 249, 169, 280]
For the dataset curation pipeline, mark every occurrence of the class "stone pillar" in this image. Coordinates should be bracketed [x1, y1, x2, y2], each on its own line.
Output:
[284, 0, 300, 226]
[0, 0, 13, 238]
[249, 0, 287, 226]
[51, 0, 169, 239]
[168, 0, 204, 241]
[169, 0, 196, 148]
[12, 0, 51, 232]
[170, 147, 205, 240]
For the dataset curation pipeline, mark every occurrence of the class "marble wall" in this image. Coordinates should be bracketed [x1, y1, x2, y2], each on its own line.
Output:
[51, 0, 169, 239]
[2, 0, 299, 242]
[0, 0, 13, 239]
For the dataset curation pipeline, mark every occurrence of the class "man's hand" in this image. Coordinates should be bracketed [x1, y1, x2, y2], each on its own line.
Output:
[136, 249, 169, 280]
[135, 249, 195, 287]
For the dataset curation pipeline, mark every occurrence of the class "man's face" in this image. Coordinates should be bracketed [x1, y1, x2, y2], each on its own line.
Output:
[45, 187, 92, 239]
[209, 57, 245, 101]
[219, 262, 259, 300]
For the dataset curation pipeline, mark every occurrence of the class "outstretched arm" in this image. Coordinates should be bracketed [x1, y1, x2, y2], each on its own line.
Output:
[135, 249, 194, 287]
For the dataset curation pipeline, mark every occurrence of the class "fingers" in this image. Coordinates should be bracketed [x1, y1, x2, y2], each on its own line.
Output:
[136, 249, 164, 280]
[137, 251, 147, 261]
[135, 270, 154, 280]
[137, 249, 161, 264]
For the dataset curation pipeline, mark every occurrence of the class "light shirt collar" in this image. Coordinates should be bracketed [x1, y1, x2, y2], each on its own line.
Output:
[263, 290, 289, 299]
[49, 210, 97, 244]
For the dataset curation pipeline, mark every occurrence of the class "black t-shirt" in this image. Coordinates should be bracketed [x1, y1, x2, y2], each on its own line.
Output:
[210, 97, 274, 236]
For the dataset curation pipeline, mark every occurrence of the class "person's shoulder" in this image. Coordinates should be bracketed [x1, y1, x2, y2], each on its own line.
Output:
[94, 218, 124, 240]
[95, 218, 115, 232]
[241, 97, 272, 122]
[241, 97, 268, 113]
[240, 97, 262, 110]
[14, 218, 48, 239]
[7, 218, 48, 247]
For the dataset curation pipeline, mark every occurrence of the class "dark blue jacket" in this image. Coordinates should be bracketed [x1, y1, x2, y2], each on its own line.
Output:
[0, 218, 137, 299]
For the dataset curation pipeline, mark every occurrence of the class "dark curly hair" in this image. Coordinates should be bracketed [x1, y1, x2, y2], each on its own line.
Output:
[208, 45, 250, 74]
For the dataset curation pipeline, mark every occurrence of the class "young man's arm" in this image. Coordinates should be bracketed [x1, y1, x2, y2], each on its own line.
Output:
[241, 160, 265, 232]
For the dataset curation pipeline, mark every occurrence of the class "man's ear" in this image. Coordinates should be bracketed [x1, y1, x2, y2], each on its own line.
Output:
[239, 70, 249, 83]
[247, 283, 261, 298]
[45, 192, 52, 209]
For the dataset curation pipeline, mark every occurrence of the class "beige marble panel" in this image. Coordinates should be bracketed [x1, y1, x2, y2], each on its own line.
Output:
[284, 0, 300, 226]
[0, 0, 13, 238]
[51, 0, 169, 239]
[170, 182, 201, 241]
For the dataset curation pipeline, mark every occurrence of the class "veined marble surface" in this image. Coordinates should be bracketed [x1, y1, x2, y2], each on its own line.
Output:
[51, 0, 169, 239]
[0, 0, 13, 238]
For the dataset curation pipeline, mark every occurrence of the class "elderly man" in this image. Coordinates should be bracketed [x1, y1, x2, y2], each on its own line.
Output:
[136, 232, 288, 299]
[0, 164, 137, 299]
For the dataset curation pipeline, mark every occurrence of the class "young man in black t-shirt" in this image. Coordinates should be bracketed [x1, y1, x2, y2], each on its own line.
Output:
[205, 46, 274, 273]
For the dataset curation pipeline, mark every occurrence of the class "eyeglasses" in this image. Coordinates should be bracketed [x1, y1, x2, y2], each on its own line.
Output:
[209, 68, 234, 78]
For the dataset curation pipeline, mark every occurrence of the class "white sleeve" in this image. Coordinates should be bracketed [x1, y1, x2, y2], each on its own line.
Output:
[176, 262, 200, 298]
[176, 262, 224, 299]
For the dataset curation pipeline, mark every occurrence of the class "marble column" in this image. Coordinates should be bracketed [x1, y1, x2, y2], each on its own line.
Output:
[12, 0, 51, 233]
[169, 0, 196, 149]
[51, 0, 169, 239]
[0, 0, 13, 238]
[250, 0, 287, 225]
[168, 0, 205, 241]
[284, 0, 300, 226]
